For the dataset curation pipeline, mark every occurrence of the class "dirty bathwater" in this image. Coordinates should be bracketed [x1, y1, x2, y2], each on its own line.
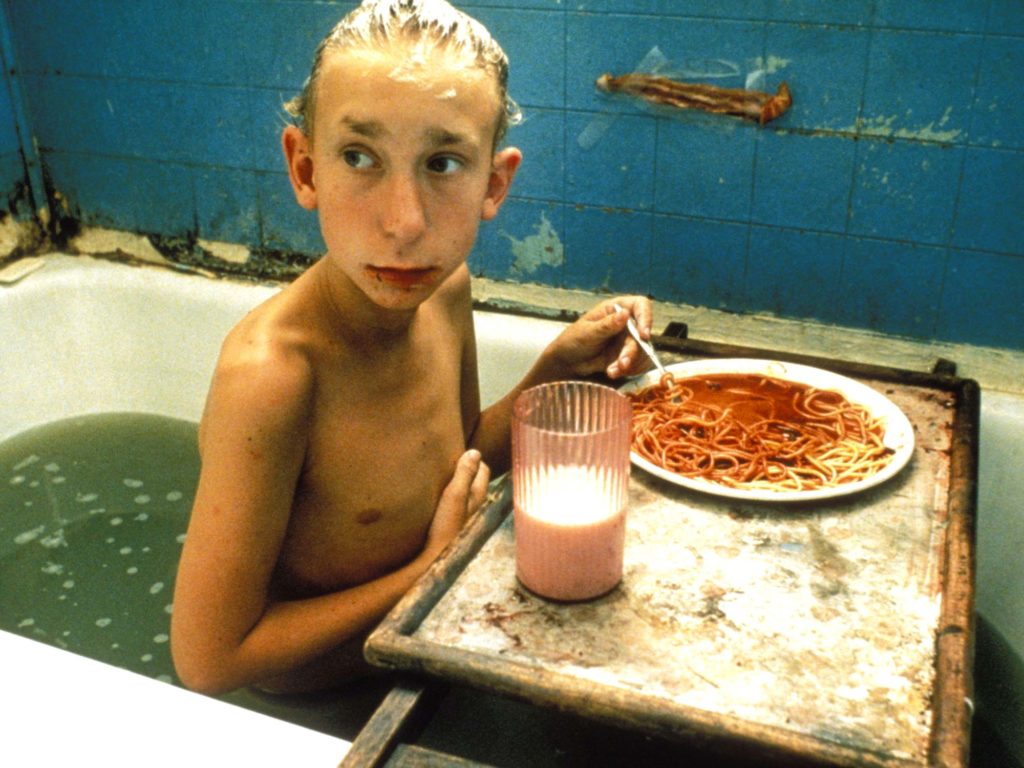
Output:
[0, 413, 197, 685]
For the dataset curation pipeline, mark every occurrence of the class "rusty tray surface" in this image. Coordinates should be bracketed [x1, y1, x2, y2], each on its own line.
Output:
[366, 346, 977, 768]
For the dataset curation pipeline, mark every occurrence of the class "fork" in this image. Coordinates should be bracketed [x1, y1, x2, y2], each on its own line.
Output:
[615, 303, 667, 377]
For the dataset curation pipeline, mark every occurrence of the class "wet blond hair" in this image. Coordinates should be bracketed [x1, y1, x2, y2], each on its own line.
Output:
[285, 0, 521, 147]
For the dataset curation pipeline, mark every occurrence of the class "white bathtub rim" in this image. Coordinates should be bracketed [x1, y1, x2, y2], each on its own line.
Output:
[0, 629, 351, 766]
[0, 255, 279, 440]
[0, 254, 566, 442]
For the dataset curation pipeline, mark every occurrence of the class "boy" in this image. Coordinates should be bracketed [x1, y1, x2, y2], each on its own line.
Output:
[171, 0, 653, 695]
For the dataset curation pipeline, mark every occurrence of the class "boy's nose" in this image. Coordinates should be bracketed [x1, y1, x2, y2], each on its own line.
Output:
[380, 173, 427, 243]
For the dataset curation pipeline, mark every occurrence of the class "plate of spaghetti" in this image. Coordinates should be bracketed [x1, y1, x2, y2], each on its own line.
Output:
[621, 358, 914, 501]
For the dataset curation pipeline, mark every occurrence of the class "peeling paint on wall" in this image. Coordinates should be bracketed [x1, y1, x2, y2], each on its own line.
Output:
[502, 212, 564, 275]
[854, 107, 963, 143]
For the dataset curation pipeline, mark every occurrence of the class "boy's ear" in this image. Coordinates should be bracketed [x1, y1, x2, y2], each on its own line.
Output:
[282, 125, 317, 210]
[481, 147, 522, 221]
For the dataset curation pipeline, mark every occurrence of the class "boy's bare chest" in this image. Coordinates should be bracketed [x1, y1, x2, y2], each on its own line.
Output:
[311, 374, 464, 497]
[276, 350, 466, 593]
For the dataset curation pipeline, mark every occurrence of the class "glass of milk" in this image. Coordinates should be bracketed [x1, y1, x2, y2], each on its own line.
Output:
[511, 381, 632, 601]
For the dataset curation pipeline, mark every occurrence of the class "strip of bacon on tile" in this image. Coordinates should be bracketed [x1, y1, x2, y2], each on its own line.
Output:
[596, 73, 792, 126]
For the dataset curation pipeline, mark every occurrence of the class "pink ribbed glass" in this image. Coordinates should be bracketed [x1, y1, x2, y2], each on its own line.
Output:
[511, 381, 632, 601]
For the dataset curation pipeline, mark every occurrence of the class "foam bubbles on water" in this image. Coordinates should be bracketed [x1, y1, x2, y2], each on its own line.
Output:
[109, 516, 123, 526]
[141, 653, 153, 663]
[152, 633, 168, 644]
[41, 561, 64, 575]
[175, 533, 186, 544]
[123, 478, 143, 488]
[119, 547, 132, 555]
[76, 492, 99, 503]
[134, 494, 150, 505]
[134, 512, 149, 522]
[40, 530, 67, 549]
[164, 604, 173, 615]
[126, 566, 139, 575]
[18, 618, 34, 628]
[12, 454, 39, 471]
[95, 617, 112, 628]
[166, 490, 183, 502]
[149, 582, 164, 595]
[14, 525, 45, 544]
[44, 462, 60, 473]
[8, 474, 25, 486]
[62, 580, 75, 590]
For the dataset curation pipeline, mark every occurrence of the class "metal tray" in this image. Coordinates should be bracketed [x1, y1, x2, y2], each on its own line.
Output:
[365, 342, 978, 768]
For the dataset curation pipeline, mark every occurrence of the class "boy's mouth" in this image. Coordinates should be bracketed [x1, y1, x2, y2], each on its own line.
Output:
[365, 266, 439, 289]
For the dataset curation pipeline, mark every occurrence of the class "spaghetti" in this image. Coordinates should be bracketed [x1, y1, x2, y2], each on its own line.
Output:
[627, 372, 895, 492]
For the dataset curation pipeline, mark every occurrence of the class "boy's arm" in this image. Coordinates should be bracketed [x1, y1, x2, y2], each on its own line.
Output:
[170, 343, 487, 695]
[467, 296, 653, 474]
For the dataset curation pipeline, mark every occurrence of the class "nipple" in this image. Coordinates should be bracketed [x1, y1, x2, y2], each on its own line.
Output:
[356, 508, 384, 526]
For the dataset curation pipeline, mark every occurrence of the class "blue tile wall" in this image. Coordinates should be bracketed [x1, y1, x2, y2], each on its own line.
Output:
[746, 226, 846, 320]
[0, 0, 1021, 352]
[835, 237, 948, 340]
[752, 132, 856, 233]
[0, 79, 21, 202]
[848, 140, 963, 245]
[0, 81, 17, 156]
[564, 206, 652, 294]
[0, 3, 24, 207]
[652, 214, 749, 310]
[761, 22, 869, 131]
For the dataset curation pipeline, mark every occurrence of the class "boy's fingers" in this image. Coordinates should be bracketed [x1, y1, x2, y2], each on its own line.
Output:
[612, 296, 653, 338]
[467, 458, 491, 512]
[450, 449, 481, 491]
[604, 304, 630, 331]
[607, 350, 633, 379]
[431, 451, 487, 543]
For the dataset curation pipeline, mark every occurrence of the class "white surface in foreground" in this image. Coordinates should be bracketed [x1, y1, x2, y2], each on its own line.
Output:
[0, 631, 349, 767]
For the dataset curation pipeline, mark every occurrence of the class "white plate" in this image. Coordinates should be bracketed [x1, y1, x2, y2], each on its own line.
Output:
[620, 358, 915, 502]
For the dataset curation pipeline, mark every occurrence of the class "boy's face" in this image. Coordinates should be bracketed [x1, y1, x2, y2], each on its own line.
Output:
[285, 44, 519, 312]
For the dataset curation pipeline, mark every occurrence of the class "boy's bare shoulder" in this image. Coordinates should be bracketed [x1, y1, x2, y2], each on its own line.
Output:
[226, 291, 312, 364]
[203, 292, 319, 428]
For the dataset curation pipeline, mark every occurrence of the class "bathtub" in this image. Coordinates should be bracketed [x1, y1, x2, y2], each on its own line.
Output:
[1, 254, 1020, 765]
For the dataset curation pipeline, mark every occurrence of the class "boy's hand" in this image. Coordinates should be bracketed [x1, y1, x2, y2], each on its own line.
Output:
[426, 449, 491, 557]
[547, 296, 654, 380]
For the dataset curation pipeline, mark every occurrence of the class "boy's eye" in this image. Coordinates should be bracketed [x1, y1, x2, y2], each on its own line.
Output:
[342, 149, 376, 170]
[426, 155, 464, 175]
